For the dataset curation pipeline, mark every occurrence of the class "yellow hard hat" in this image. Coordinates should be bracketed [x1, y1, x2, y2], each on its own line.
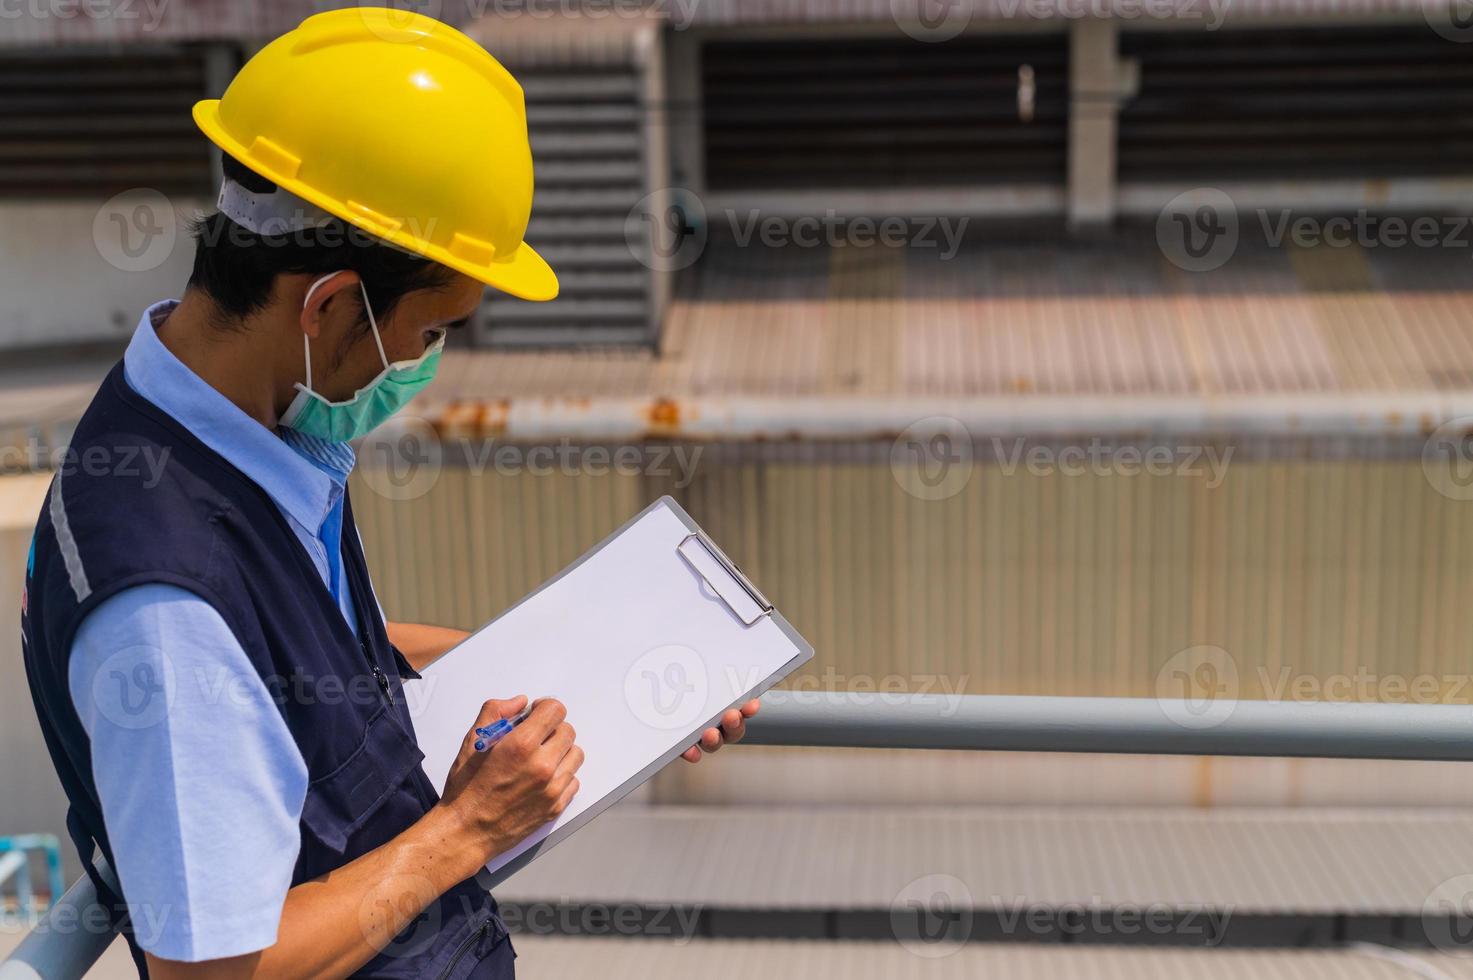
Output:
[192, 7, 558, 302]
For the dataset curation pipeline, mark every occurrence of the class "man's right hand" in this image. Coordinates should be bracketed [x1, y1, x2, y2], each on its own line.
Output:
[148, 699, 582, 979]
[437, 695, 583, 865]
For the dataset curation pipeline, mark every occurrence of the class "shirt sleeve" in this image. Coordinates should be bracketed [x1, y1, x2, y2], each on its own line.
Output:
[68, 584, 309, 962]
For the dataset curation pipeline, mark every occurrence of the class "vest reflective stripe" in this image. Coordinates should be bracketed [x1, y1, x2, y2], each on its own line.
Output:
[48, 468, 91, 603]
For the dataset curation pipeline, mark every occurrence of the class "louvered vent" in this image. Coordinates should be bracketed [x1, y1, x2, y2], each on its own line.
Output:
[1119, 26, 1473, 182]
[0, 48, 215, 197]
[476, 64, 655, 347]
[702, 35, 1068, 190]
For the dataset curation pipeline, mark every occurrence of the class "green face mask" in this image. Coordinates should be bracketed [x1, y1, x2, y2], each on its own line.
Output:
[281, 275, 445, 443]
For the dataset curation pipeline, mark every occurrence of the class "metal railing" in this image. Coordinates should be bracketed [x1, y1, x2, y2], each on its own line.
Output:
[9, 691, 1473, 978]
[0, 857, 114, 980]
[742, 691, 1473, 761]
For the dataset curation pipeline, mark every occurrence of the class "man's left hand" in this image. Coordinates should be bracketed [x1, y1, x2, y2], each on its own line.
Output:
[682, 698, 760, 763]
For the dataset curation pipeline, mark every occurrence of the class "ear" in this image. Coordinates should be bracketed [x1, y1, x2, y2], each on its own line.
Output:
[298, 271, 359, 339]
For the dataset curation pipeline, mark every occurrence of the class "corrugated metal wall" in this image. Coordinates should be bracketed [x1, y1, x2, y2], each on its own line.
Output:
[352, 438, 1473, 704]
[4, 437, 1470, 861]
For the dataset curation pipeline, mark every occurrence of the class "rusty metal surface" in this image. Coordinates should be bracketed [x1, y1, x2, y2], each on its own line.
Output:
[425, 233, 1473, 439]
[5, 236, 1473, 442]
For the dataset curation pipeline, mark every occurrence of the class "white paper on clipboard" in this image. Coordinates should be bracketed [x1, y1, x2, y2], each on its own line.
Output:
[408, 495, 815, 888]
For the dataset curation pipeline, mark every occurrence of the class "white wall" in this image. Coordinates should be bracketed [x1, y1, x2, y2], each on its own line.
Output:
[0, 197, 208, 350]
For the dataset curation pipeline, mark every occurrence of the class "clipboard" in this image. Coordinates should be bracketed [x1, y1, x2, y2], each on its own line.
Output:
[408, 495, 815, 888]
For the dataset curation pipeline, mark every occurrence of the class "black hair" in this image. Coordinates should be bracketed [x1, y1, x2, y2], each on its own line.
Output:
[187, 155, 456, 331]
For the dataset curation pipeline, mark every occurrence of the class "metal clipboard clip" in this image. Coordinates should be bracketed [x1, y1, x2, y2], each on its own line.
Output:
[676, 531, 774, 627]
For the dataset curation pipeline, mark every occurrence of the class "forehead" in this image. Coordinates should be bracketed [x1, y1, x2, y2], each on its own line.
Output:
[413, 273, 483, 319]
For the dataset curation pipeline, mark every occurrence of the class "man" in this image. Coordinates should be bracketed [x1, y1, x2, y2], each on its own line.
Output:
[21, 9, 757, 978]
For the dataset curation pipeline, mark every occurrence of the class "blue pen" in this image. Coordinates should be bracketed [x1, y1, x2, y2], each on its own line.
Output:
[474, 703, 535, 752]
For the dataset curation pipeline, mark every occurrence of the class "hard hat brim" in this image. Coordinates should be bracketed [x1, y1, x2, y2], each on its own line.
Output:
[193, 99, 560, 303]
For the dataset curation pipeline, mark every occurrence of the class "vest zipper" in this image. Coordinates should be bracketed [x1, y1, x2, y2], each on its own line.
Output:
[436, 917, 491, 980]
[361, 639, 391, 704]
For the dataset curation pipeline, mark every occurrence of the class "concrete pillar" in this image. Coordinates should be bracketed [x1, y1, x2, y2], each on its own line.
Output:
[202, 43, 240, 191]
[664, 28, 704, 197]
[1067, 18, 1121, 232]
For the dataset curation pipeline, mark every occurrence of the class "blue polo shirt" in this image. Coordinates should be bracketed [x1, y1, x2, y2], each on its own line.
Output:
[64, 300, 364, 961]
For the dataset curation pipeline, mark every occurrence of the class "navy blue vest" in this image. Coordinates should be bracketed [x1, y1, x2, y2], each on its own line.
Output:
[22, 364, 515, 979]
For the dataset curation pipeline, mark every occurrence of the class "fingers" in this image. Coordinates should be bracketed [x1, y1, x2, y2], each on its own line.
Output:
[475, 695, 528, 730]
[461, 695, 529, 756]
[550, 777, 580, 815]
[683, 730, 722, 761]
[541, 744, 584, 817]
[552, 743, 585, 782]
[682, 703, 759, 762]
[511, 698, 567, 746]
[541, 721, 576, 762]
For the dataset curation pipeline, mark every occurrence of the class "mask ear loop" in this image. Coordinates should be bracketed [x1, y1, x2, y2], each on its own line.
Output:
[298, 272, 340, 397]
[357, 280, 391, 371]
[297, 274, 393, 398]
